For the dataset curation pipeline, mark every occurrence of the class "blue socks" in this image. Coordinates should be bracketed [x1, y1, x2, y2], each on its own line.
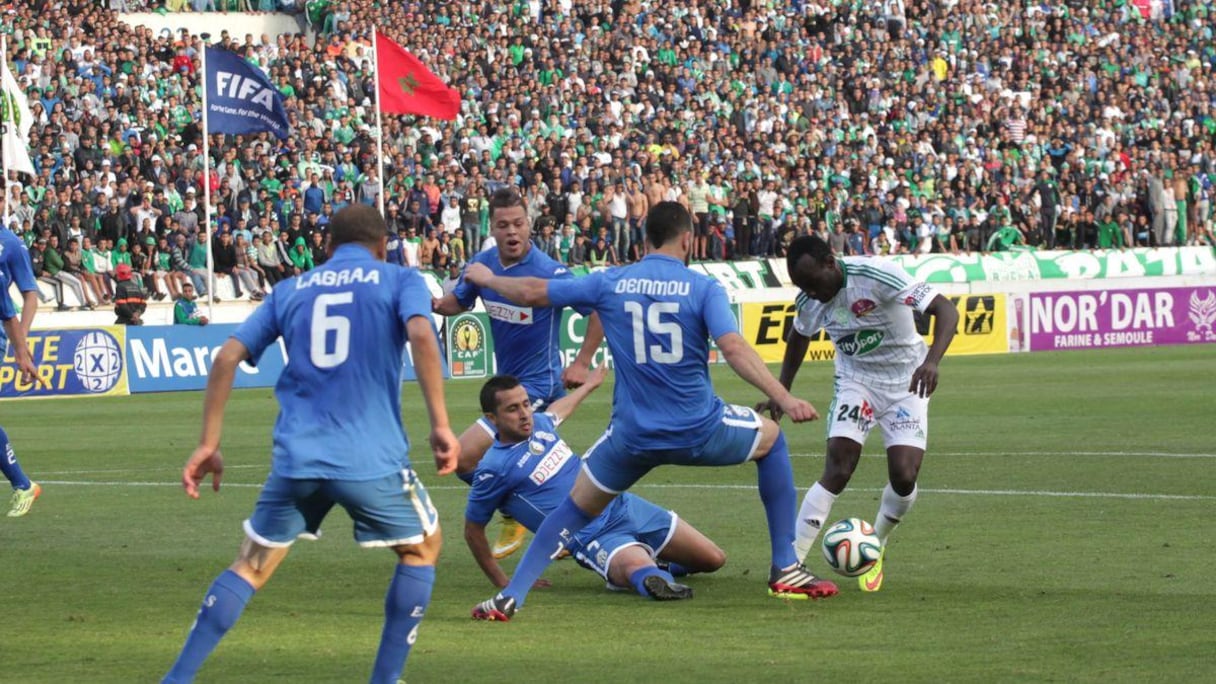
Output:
[371, 563, 435, 684]
[0, 427, 31, 490]
[756, 431, 798, 570]
[629, 566, 676, 598]
[663, 561, 691, 577]
[503, 496, 594, 607]
[163, 570, 255, 684]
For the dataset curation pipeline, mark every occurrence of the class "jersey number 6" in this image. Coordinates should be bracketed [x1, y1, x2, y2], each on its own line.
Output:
[624, 301, 683, 365]
[311, 292, 354, 369]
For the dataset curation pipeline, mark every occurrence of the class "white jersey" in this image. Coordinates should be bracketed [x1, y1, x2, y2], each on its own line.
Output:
[793, 257, 939, 390]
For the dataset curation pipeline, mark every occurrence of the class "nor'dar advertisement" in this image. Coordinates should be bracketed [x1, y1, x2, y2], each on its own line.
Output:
[1028, 287, 1216, 351]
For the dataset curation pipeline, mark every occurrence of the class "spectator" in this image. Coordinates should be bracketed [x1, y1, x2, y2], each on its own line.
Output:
[288, 236, 314, 273]
[173, 281, 209, 326]
[112, 264, 146, 326]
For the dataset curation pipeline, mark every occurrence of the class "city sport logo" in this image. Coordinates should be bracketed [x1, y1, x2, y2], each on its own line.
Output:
[449, 315, 489, 378]
[73, 331, 123, 393]
[835, 329, 884, 356]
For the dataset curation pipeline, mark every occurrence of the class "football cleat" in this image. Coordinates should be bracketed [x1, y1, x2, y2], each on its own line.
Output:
[768, 563, 839, 600]
[859, 548, 885, 592]
[642, 575, 694, 601]
[7, 483, 41, 517]
[491, 516, 528, 559]
[471, 594, 517, 622]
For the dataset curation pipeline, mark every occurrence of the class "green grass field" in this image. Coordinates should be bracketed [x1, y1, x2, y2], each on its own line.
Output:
[2, 346, 1213, 683]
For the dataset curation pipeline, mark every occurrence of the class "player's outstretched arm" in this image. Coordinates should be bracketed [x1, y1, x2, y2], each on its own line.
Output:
[463, 263, 551, 306]
[910, 294, 959, 398]
[2, 316, 40, 386]
[562, 312, 604, 389]
[465, 518, 512, 588]
[756, 328, 812, 421]
[431, 293, 466, 316]
[547, 366, 608, 423]
[718, 331, 819, 423]
[183, 337, 248, 498]
[407, 315, 460, 475]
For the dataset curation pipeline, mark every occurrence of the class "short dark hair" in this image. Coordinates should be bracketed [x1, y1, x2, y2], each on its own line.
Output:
[329, 204, 387, 249]
[645, 201, 693, 248]
[488, 188, 525, 215]
[786, 235, 833, 274]
[480, 375, 522, 414]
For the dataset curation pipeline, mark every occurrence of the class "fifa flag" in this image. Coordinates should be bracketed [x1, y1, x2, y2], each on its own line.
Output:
[375, 32, 460, 120]
[0, 58, 35, 177]
[204, 47, 291, 139]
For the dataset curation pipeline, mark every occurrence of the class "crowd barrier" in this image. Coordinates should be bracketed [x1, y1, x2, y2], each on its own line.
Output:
[0, 323, 446, 399]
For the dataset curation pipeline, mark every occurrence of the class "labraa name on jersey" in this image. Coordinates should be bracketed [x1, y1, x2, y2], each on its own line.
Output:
[295, 267, 381, 289]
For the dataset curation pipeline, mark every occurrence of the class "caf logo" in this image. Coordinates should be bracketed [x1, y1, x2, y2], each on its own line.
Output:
[453, 319, 483, 353]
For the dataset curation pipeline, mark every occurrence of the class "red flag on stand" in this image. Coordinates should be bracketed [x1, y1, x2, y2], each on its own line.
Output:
[375, 31, 460, 120]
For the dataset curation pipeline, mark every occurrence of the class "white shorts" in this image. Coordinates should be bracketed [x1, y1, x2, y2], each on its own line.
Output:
[826, 380, 929, 450]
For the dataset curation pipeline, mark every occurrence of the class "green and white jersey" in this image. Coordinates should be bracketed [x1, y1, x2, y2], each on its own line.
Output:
[793, 257, 939, 390]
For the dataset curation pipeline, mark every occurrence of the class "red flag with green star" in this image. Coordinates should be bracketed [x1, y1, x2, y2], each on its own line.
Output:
[375, 31, 460, 120]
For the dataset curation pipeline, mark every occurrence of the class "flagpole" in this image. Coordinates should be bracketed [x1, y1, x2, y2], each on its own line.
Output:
[200, 35, 216, 320]
[1, 35, 10, 218]
[372, 29, 386, 218]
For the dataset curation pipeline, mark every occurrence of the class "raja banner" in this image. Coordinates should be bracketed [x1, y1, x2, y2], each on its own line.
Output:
[0, 328, 129, 399]
[884, 247, 1216, 284]
[1027, 287, 1216, 351]
[126, 324, 286, 393]
[742, 295, 1009, 364]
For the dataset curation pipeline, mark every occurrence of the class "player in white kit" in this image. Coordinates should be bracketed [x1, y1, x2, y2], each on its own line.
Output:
[757, 235, 958, 592]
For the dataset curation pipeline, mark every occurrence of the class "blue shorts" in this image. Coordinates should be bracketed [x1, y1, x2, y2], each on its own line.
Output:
[582, 403, 764, 494]
[244, 468, 439, 548]
[569, 493, 677, 586]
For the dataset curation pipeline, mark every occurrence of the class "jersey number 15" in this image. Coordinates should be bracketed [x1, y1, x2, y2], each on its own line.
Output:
[624, 301, 683, 364]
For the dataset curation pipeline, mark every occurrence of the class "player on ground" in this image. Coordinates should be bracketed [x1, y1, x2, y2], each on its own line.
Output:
[757, 235, 958, 592]
[467, 371, 726, 603]
[0, 217, 45, 517]
[162, 205, 458, 684]
[465, 201, 835, 622]
[433, 187, 603, 559]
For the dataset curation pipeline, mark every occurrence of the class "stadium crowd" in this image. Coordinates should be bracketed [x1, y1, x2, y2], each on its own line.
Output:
[2, 0, 1215, 305]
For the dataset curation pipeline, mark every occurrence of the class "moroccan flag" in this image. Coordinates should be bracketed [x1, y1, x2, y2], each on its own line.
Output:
[1, 56, 35, 177]
[375, 31, 460, 120]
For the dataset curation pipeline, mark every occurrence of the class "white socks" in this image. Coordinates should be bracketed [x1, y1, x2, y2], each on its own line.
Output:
[874, 483, 918, 545]
[794, 482, 838, 561]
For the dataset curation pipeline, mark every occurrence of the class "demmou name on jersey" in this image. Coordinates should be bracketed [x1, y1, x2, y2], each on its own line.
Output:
[295, 267, 381, 289]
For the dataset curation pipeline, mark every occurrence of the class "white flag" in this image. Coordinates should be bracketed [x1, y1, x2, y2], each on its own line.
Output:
[1, 57, 35, 178]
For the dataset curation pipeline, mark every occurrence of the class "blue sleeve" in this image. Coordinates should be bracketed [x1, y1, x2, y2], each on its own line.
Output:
[0, 283, 16, 321]
[397, 269, 432, 325]
[548, 270, 603, 312]
[551, 264, 592, 316]
[232, 289, 281, 366]
[464, 460, 512, 526]
[451, 269, 479, 310]
[702, 279, 738, 340]
[5, 245, 39, 293]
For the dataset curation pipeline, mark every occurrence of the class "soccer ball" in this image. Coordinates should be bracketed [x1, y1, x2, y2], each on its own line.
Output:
[821, 518, 882, 577]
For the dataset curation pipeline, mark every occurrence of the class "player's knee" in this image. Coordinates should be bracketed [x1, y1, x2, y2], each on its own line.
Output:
[751, 418, 781, 460]
[395, 526, 443, 565]
[889, 464, 920, 494]
[700, 545, 727, 573]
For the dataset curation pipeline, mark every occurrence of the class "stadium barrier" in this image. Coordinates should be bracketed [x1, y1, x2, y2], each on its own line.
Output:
[1017, 286, 1216, 352]
[0, 323, 447, 398]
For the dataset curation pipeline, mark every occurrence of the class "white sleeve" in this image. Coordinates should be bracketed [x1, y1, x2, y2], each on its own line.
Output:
[792, 293, 826, 337]
[862, 259, 941, 314]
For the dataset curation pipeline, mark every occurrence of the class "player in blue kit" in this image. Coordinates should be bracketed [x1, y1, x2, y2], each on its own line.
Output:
[465, 201, 836, 622]
[0, 220, 45, 517]
[433, 188, 603, 559]
[163, 205, 458, 684]
[466, 371, 726, 603]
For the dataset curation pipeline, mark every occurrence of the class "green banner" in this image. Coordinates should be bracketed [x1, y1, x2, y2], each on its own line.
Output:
[886, 247, 1216, 284]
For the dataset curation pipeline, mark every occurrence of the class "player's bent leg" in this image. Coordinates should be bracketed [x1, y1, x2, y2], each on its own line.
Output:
[607, 546, 693, 601]
[793, 436, 863, 563]
[858, 445, 924, 594]
[370, 528, 442, 684]
[655, 517, 727, 576]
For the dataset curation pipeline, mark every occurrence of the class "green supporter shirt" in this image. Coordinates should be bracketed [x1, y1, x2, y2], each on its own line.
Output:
[1097, 220, 1124, 248]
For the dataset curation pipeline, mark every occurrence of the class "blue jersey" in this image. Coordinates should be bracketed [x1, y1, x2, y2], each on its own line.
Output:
[0, 271, 16, 321]
[453, 246, 587, 404]
[234, 243, 434, 480]
[548, 254, 737, 449]
[0, 228, 39, 294]
[465, 411, 618, 539]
